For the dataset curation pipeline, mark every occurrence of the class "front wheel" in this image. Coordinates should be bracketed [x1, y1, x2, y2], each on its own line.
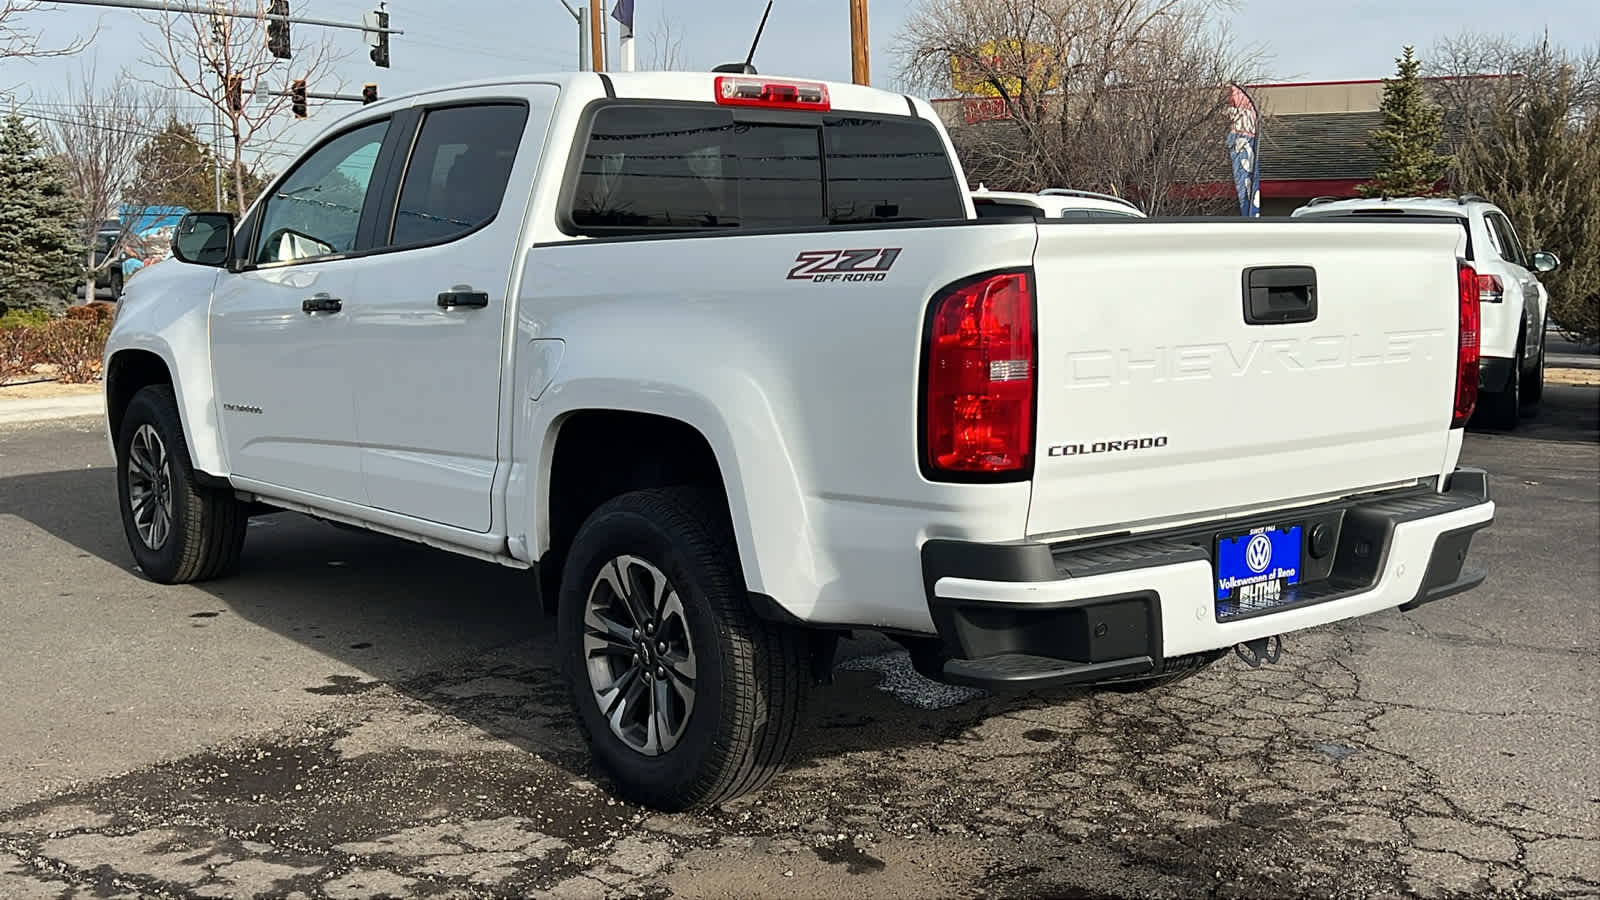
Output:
[115, 385, 248, 584]
[557, 487, 810, 812]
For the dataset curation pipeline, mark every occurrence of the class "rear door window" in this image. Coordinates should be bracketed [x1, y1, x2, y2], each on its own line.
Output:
[566, 104, 962, 234]
[390, 103, 529, 247]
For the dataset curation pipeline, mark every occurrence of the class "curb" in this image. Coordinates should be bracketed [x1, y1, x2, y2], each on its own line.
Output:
[0, 393, 106, 427]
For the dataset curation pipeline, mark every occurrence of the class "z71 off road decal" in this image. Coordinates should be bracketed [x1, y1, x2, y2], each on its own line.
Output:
[787, 248, 902, 283]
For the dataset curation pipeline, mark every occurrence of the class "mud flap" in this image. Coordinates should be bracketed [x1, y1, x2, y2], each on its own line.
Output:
[1234, 635, 1284, 668]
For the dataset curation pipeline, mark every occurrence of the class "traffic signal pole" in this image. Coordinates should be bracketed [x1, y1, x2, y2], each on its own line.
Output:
[42, 0, 403, 38]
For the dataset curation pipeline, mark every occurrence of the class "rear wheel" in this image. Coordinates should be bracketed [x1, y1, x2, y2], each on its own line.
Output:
[557, 487, 810, 811]
[1522, 330, 1546, 411]
[116, 385, 248, 584]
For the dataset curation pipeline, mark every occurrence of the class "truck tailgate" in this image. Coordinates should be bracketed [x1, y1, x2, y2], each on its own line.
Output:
[1027, 220, 1465, 539]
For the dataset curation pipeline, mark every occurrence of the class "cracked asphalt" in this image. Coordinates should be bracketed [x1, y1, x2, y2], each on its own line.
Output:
[0, 385, 1595, 899]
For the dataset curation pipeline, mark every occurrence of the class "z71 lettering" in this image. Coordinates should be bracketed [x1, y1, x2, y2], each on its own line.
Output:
[787, 248, 902, 283]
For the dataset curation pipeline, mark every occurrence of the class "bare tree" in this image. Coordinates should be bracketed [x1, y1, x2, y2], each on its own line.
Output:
[644, 6, 685, 71]
[1427, 32, 1600, 341]
[138, 1, 344, 215]
[2, 0, 92, 60]
[895, 0, 1265, 214]
[39, 65, 171, 303]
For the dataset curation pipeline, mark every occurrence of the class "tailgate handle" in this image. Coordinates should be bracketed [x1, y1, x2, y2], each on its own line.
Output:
[1243, 266, 1317, 325]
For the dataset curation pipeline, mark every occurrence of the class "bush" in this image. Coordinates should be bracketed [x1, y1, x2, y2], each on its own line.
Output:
[0, 325, 39, 382]
[0, 310, 112, 384]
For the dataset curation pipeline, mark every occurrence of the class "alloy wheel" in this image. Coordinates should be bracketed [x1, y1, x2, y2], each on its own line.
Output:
[582, 555, 698, 756]
[126, 424, 174, 550]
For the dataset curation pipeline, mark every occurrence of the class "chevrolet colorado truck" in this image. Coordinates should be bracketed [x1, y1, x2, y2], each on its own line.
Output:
[103, 71, 1496, 812]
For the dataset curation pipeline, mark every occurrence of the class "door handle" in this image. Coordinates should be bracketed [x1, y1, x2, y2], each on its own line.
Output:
[437, 290, 490, 309]
[302, 294, 343, 314]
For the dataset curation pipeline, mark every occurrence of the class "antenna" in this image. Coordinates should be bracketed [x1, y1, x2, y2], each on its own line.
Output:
[713, 1, 773, 75]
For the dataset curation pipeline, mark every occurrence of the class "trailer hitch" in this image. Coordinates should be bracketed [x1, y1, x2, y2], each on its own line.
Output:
[1234, 635, 1284, 668]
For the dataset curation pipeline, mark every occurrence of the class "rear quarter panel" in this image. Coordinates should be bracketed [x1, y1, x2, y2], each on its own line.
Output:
[510, 223, 1038, 631]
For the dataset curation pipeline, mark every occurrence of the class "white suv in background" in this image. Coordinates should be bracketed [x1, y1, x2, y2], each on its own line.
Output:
[971, 186, 1148, 220]
[1292, 194, 1560, 430]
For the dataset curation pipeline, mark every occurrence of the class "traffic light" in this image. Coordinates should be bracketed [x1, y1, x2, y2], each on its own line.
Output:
[290, 78, 307, 119]
[266, 0, 291, 59]
[226, 74, 244, 114]
[369, 9, 389, 68]
[362, 83, 378, 105]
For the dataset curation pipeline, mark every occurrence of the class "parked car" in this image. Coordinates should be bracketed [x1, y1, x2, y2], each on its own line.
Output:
[1291, 194, 1558, 429]
[970, 186, 1147, 219]
[103, 70, 1495, 812]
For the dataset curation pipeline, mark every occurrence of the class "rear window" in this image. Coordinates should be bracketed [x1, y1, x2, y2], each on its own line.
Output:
[567, 104, 964, 234]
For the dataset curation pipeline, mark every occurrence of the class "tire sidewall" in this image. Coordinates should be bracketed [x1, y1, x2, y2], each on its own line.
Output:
[115, 387, 193, 583]
[558, 502, 735, 804]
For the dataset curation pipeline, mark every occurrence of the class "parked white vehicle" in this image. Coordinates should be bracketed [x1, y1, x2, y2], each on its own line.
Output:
[1291, 194, 1559, 429]
[970, 186, 1148, 219]
[103, 70, 1496, 811]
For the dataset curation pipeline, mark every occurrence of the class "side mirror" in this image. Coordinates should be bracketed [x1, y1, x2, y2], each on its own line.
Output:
[171, 212, 236, 268]
[1531, 251, 1560, 274]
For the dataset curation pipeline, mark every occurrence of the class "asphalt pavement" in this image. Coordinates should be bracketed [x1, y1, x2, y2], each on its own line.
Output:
[0, 386, 1596, 899]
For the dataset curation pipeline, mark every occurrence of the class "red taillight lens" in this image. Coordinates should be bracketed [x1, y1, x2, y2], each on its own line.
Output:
[1477, 273, 1504, 303]
[714, 76, 831, 111]
[924, 271, 1035, 475]
[1455, 262, 1482, 427]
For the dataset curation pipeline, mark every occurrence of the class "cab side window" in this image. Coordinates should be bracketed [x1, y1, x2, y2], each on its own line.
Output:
[254, 120, 389, 265]
[390, 104, 530, 247]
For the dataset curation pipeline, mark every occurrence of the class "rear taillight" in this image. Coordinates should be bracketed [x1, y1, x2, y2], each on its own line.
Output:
[1454, 262, 1481, 427]
[923, 271, 1035, 477]
[1477, 273, 1504, 303]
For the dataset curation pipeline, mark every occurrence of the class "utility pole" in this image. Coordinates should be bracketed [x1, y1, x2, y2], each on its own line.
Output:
[849, 0, 870, 85]
[588, 0, 605, 72]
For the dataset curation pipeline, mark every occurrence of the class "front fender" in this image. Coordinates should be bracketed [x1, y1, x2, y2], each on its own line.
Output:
[103, 262, 226, 477]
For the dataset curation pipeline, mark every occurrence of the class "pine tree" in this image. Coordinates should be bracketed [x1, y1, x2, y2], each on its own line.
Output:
[1360, 46, 1455, 197]
[0, 115, 84, 309]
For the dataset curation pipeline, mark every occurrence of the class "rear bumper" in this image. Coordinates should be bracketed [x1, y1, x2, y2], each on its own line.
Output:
[919, 469, 1495, 689]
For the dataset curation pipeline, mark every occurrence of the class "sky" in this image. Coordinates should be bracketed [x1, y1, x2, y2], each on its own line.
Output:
[1, 0, 1592, 172]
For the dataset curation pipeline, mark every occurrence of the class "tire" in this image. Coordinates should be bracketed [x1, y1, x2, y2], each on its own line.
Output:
[1522, 330, 1545, 410]
[557, 487, 810, 812]
[1476, 348, 1522, 431]
[115, 385, 248, 584]
[1092, 650, 1226, 693]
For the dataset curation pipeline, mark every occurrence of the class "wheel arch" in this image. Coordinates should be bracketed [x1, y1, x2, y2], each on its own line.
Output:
[104, 343, 227, 483]
[536, 408, 741, 614]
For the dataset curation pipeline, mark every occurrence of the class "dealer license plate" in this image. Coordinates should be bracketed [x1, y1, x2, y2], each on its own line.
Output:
[1215, 525, 1303, 619]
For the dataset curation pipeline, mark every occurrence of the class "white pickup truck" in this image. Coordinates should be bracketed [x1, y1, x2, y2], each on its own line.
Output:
[103, 70, 1496, 811]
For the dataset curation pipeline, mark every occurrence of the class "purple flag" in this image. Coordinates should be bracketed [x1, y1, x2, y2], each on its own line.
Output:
[611, 0, 634, 31]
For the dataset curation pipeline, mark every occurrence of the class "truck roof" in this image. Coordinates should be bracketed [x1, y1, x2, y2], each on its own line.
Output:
[359, 70, 933, 121]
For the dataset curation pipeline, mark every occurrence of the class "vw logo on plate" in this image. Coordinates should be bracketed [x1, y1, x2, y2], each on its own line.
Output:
[1246, 533, 1273, 574]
